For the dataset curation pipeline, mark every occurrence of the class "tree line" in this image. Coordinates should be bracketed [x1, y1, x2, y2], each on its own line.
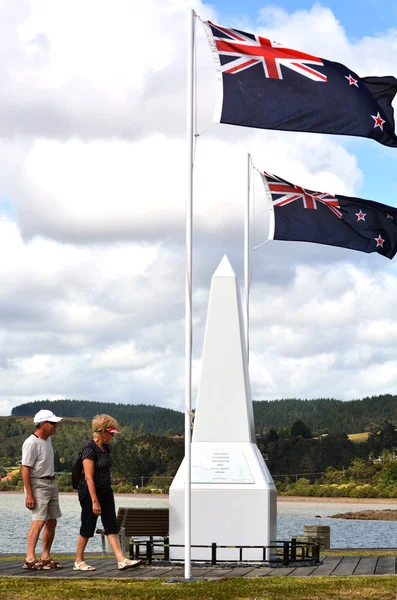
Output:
[253, 394, 397, 434]
[11, 400, 184, 435]
[11, 394, 397, 435]
[3, 396, 397, 497]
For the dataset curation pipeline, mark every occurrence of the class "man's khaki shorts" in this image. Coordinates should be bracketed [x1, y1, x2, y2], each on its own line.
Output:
[29, 479, 62, 521]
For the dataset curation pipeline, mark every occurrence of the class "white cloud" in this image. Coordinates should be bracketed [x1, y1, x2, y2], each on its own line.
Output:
[0, 1, 397, 418]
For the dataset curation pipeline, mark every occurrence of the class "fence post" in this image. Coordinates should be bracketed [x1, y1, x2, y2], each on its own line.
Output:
[283, 541, 289, 566]
[313, 542, 320, 563]
[211, 543, 217, 566]
[146, 540, 152, 565]
[164, 536, 169, 561]
[291, 538, 296, 561]
[129, 541, 137, 560]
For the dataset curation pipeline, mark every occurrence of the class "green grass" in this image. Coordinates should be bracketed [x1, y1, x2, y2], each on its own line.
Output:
[1, 576, 397, 600]
[325, 549, 397, 556]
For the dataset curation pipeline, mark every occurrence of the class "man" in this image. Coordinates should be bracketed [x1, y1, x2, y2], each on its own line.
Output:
[21, 409, 63, 570]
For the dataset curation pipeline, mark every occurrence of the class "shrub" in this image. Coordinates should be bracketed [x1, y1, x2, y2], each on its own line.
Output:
[378, 461, 397, 485]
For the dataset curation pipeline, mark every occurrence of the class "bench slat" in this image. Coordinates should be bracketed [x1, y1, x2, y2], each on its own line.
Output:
[114, 507, 169, 537]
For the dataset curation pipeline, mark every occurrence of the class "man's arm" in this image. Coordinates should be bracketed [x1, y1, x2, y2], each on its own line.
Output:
[22, 465, 35, 510]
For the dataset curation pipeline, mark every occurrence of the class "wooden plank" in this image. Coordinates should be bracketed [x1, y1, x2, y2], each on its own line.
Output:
[267, 567, 296, 577]
[354, 557, 378, 576]
[288, 565, 318, 577]
[375, 557, 396, 575]
[332, 557, 360, 577]
[0, 566, 14, 573]
[122, 567, 175, 578]
[191, 567, 224, 577]
[71, 569, 105, 578]
[244, 567, 275, 577]
[0, 563, 23, 573]
[163, 567, 225, 582]
[9, 560, 73, 577]
[109, 567, 158, 578]
[310, 556, 342, 576]
[199, 568, 235, 578]
[222, 567, 255, 577]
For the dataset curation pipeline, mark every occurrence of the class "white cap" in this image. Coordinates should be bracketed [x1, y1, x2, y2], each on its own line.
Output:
[33, 409, 63, 424]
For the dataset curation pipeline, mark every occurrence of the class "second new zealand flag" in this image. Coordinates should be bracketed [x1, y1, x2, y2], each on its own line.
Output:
[262, 171, 397, 259]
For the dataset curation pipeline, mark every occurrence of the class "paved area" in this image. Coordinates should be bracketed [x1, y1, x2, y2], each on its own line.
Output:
[0, 555, 395, 578]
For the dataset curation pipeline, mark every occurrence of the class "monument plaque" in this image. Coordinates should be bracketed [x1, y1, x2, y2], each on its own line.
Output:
[191, 447, 254, 483]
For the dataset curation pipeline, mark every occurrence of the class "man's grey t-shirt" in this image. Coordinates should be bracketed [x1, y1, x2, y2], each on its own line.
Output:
[22, 434, 55, 478]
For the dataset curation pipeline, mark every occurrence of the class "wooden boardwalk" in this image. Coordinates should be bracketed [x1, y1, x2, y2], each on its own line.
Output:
[0, 555, 395, 579]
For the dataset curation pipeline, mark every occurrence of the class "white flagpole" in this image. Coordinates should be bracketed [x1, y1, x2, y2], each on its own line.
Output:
[244, 153, 251, 362]
[184, 7, 195, 581]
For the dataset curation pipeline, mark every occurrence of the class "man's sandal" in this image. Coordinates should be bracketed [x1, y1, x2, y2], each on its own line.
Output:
[73, 561, 96, 571]
[117, 558, 141, 570]
[43, 558, 63, 569]
[23, 560, 51, 570]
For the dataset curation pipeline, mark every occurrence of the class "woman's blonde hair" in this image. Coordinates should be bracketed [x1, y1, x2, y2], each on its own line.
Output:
[92, 414, 118, 438]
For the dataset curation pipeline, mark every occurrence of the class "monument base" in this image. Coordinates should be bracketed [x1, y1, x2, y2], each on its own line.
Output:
[169, 441, 277, 561]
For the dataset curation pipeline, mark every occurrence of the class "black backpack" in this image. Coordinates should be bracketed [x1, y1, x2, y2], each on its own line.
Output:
[71, 452, 83, 489]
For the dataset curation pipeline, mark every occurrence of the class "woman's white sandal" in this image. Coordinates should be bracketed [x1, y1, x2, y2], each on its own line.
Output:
[117, 558, 141, 570]
[73, 561, 96, 571]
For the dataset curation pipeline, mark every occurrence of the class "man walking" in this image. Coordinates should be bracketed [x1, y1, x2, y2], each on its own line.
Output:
[22, 409, 63, 570]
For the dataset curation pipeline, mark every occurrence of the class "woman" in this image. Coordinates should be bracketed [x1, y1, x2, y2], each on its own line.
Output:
[73, 414, 140, 571]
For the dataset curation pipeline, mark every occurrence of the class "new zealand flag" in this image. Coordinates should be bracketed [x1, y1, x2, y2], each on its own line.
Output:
[204, 21, 397, 147]
[262, 171, 397, 259]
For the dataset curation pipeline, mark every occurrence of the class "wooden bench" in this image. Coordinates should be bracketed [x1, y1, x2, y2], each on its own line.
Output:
[97, 506, 169, 557]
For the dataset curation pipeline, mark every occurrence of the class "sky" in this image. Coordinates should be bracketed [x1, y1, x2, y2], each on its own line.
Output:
[1, 0, 397, 417]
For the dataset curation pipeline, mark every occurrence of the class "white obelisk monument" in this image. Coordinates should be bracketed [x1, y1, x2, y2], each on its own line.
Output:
[169, 256, 277, 561]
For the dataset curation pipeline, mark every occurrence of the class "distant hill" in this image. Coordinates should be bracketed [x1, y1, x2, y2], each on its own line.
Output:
[252, 394, 397, 434]
[11, 400, 184, 436]
[10, 393, 397, 436]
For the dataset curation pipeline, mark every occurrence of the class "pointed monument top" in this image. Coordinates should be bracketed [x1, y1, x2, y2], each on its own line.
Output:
[193, 252, 255, 443]
[213, 255, 236, 277]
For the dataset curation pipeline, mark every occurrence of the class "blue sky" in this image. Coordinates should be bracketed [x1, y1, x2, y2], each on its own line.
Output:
[0, 196, 16, 219]
[212, 0, 397, 39]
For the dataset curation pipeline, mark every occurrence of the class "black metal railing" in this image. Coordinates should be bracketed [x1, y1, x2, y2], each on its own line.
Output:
[129, 537, 320, 566]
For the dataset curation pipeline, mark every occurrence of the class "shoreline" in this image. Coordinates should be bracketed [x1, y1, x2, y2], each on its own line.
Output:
[3, 491, 397, 504]
[0, 491, 168, 499]
[277, 496, 397, 504]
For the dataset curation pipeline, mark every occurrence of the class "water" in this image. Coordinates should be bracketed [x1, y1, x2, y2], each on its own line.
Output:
[1, 493, 168, 555]
[1, 494, 397, 554]
[278, 500, 397, 549]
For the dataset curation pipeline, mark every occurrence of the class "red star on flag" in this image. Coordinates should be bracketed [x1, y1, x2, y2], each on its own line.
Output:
[372, 112, 386, 130]
[375, 234, 385, 247]
[355, 210, 366, 221]
[345, 74, 359, 87]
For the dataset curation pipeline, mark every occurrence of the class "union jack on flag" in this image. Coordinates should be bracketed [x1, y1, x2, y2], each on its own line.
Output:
[208, 22, 327, 82]
[261, 171, 397, 259]
[204, 21, 397, 147]
[264, 171, 342, 218]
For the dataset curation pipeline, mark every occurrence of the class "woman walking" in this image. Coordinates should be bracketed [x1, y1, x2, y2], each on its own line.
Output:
[74, 414, 140, 571]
